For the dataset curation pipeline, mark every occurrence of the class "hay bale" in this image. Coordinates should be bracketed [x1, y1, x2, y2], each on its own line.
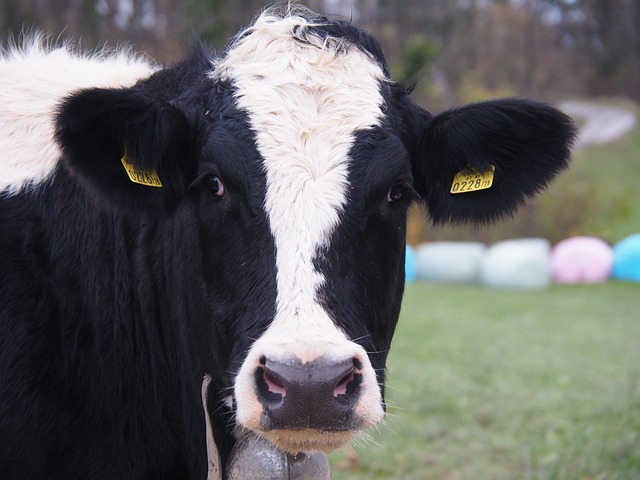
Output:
[480, 238, 551, 289]
[550, 236, 613, 284]
[405, 244, 417, 283]
[612, 234, 640, 282]
[415, 242, 486, 284]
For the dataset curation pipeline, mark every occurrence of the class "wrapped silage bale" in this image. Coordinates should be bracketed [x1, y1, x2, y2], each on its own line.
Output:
[550, 236, 613, 284]
[405, 244, 417, 283]
[415, 242, 486, 284]
[480, 238, 551, 289]
[612, 233, 640, 282]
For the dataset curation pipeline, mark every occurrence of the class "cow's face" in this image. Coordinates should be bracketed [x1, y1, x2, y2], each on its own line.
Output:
[209, 14, 410, 453]
[191, 73, 403, 453]
[56, 7, 574, 455]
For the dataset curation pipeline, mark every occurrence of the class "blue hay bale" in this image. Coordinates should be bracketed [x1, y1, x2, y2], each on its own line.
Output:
[612, 234, 640, 282]
[405, 244, 417, 283]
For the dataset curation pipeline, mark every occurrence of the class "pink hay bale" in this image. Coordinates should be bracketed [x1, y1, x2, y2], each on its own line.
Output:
[550, 236, 613, 284]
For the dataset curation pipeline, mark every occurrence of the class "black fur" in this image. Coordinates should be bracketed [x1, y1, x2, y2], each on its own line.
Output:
[2, 46, 278, 478]
[0, 8, 575, 480]
[414, 98, 576, 224]
[55, 51, 211, 215]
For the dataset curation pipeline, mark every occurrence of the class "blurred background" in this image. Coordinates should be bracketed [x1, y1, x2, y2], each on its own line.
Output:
[2, 0, 639, 245]
[3, 0, 639, 104]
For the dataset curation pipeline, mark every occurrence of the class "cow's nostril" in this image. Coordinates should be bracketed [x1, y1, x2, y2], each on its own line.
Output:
[255, 365, 286, 405]
[333, 365, 362, 405]
[334, 370, 355, 397]
[263, 365, 287, 397]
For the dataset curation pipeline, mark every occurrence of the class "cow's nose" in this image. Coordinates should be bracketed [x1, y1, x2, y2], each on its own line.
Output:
[254, 356, 362, 430]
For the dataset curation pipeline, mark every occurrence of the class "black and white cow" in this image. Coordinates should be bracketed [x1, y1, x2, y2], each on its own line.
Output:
[0, 5, 574, 479]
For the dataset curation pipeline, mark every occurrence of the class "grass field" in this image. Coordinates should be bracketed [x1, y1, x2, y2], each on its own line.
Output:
[537, 99, 640, 244]
[330, 282, 640, 480]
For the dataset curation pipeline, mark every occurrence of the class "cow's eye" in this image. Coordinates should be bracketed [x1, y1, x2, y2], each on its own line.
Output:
[207, 175, 225, 198]
[386, 184, 407, 203]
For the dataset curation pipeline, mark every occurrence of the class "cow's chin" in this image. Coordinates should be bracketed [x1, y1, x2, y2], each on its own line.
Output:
[259, 428, 356, 454]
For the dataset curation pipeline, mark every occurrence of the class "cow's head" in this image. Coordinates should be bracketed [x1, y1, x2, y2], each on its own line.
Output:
[55, 7, 574, 455]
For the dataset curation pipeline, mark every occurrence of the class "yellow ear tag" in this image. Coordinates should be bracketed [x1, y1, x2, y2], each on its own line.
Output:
[450, 165, 495, 194]
[121, 155, 163, 188]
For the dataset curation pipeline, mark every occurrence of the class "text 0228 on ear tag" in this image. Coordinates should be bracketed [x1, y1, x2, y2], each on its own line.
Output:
[450, 165, 495, 194]
[121, 155, 163, 188]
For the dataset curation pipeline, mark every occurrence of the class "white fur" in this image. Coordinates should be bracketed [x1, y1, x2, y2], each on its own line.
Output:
[214, 8, 387, 450]
[0, 36, 155, 195]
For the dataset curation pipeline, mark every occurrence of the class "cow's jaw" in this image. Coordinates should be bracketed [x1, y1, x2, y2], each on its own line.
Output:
[212, 10, 387, 453]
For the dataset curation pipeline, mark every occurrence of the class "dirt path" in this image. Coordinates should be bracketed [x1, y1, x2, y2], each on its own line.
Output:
[559, 101, 637, 149]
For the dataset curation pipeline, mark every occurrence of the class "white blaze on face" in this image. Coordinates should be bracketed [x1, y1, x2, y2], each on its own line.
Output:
[213, 10, 388, 449]
[0, 38, 154, 194]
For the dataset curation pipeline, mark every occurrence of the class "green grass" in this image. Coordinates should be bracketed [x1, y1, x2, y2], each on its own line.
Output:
[330, 282, 640, 479]
[540, 100, 640, 243]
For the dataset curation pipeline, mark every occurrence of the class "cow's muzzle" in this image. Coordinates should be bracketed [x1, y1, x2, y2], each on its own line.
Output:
[255, 356, 363, 431]
[234, 340, 384, 454]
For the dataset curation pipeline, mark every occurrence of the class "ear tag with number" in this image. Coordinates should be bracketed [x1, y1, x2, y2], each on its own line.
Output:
[121, 155, 163, 188]
[450, 165, 495, 194]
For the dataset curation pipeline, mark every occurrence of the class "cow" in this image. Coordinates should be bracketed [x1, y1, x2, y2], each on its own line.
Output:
[0, 4, 575, 479]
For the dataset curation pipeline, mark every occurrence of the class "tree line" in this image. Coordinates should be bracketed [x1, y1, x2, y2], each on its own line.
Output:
[1, 0, 638, 105]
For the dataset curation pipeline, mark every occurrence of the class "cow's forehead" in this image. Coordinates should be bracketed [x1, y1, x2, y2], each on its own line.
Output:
[211, 10, 387, 217]
[210, 10, 388, 338]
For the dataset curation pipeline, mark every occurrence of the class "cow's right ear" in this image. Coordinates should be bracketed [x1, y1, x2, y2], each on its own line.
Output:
[56, 86, 199, 213]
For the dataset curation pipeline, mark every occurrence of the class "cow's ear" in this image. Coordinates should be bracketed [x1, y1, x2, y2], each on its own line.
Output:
[56, 87, 198, 213]
[411, 99, 576, 224]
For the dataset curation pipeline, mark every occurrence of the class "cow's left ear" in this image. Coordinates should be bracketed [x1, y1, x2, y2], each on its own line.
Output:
[411, 99, 576, 224]
[56, 86, 199, 213]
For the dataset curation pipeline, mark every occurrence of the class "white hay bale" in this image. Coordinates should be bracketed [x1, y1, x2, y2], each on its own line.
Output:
[480, 238, 551, 289]
[415, 242, 486, 284]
